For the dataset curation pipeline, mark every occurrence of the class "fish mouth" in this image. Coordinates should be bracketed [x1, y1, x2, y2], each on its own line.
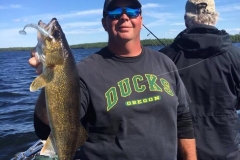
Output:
[19, 18, 62, 40]
[40, 18, 62, 40]
[19, 18, 64, 63]
[36, 19, 55, 63]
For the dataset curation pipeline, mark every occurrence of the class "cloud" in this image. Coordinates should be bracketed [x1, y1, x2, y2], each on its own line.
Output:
[169, 29, 181, 32]
[0, 19, 105, 48]
[62, 21, 104, 35]
[144, 11, 175, 19]
[142, 3, 165, 9]
[16, 9, 102, 23]
[4, 27, 37, 36]
[217, 3, 240, 12]
[0, 4, 22, 10]
[0, 6, 6, 9]
[143, 11, 177, 27]
[145, 19, 165, 27]
[62, 21, 101, 29]
[10, 5, 22, 9]
[0, 23, 9, 28]
[0, 27, 37, 48]
[170, 23, 185, 26]
[65, 27, 104, 35]
[56, 9, 102, 19]
[225, 28, 240, 35]
[14, 19, 21, 22]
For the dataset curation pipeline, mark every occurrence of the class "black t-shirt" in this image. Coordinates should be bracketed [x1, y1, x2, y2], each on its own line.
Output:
[76, 46, 192, 160]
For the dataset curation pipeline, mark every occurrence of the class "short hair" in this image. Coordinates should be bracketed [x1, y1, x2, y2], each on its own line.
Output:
[184, 11, 219, 27]
[184, 0, 219, 27]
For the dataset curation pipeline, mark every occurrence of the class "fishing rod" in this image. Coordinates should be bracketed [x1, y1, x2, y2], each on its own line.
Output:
[142, 24, 166, 47]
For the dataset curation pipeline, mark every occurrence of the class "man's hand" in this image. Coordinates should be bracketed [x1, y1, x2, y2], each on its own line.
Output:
[29, 47, 43, 74]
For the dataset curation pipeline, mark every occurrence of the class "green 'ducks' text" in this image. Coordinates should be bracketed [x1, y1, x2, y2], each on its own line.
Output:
[105, 74, 174, 111]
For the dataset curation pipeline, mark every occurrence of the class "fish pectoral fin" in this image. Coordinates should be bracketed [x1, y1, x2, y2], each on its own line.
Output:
[76, 125, 88, 149]
[46, 54, 64, 66]
[30, 74, 47, 92]
[40, 133, 57, 158]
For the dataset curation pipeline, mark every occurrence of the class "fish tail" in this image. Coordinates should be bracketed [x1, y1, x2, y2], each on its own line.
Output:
[40, 133, 57, 157]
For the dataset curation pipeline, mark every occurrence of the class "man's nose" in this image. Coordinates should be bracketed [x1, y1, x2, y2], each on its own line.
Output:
[120, 12, 129, 21]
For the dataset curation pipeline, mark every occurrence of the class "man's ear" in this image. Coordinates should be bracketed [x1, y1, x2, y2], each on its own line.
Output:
[102, 18, 107, 31]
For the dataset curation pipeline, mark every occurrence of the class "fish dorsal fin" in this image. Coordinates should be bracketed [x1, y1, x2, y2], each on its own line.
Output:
[30, 74, 47, 92]
[40, 133, 57, 158]
[46, 54, 64, 66]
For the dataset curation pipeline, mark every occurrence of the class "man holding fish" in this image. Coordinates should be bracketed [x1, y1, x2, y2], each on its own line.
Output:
[27, 0, 197, 159]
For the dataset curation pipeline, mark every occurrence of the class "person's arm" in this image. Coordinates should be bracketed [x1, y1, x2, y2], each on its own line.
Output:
[29, 48, 51, 139]
[29, 47, 47, 124]
[34, 88, 49, 125]
[177, 111, 197, 160]
[33, 88, 51, 140]
[174, 66, 197, 159]
[178, 138, 197, 160]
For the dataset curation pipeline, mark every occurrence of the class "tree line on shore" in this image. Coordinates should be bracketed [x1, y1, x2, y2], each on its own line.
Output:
[1, 34, 240, 52]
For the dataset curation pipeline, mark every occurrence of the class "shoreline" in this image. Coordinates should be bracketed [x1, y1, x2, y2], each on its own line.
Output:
[1, 36, 239, 52]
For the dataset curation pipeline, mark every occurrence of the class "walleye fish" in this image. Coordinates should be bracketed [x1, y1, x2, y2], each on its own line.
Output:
[19, 18, 88, 160]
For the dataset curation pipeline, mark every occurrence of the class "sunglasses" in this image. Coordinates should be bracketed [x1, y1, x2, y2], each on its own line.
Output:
[105, 7, 141, 19]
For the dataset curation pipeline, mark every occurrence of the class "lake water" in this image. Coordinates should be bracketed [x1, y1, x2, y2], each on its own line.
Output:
[0, 44, 239, 159]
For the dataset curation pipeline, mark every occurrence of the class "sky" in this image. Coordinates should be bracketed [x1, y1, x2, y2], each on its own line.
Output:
[0, 0, 239, 48]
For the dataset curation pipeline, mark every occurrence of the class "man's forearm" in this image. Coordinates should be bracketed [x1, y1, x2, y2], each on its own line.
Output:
[178, 138, 197, 160]
[34, 88, 49, 125]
